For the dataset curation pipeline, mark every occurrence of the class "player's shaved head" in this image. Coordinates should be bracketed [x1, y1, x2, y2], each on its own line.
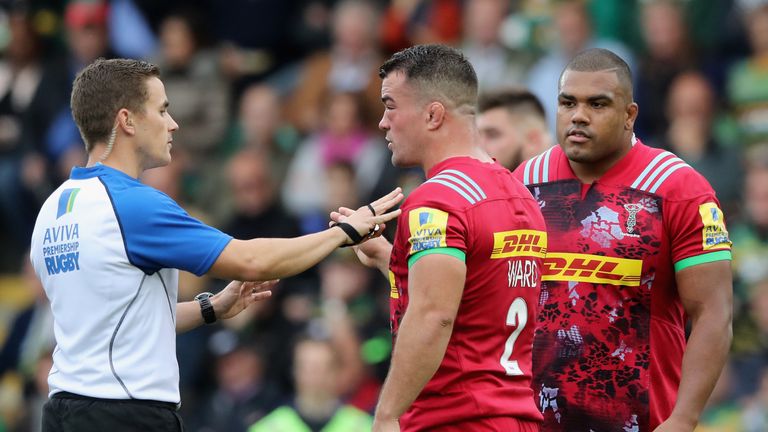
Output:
[560, 48, 633, 102]
[379, 44, 478, 115]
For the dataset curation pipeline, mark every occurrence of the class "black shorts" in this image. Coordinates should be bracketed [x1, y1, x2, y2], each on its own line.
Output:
[43, 392, 184, 432]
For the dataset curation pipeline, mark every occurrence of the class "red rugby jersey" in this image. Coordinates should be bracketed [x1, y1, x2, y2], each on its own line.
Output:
[513, 140, 732, 431]
[389, 156, 546, 430]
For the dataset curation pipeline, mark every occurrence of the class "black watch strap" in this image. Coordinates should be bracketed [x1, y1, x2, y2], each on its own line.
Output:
[195, 292, 216, 324]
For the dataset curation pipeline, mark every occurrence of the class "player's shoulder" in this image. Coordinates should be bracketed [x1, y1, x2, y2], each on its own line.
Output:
[628, 144, 712, 200]
[514, 145, 562, 185]
[412, 162, 492, 209]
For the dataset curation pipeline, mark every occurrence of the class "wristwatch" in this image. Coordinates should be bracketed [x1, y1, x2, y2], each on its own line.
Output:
[194, 292, 217, 324]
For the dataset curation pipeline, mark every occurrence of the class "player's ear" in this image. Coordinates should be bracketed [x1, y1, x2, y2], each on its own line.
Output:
[625, 102, 638, 131]
[116, 108, 135, 135]
[426, 102, 445, 131]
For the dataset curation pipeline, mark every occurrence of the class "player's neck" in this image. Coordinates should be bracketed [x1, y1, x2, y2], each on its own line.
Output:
[568, 141, 633, 184]
[421, 124, 492, 173]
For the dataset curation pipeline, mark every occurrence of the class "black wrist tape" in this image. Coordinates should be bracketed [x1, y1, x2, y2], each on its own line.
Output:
[332, 222, 364, 246]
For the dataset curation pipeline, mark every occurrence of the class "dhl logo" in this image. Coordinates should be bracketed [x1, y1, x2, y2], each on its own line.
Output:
[388, 270, 399, 299]
[491, 230, 547, 258]
[542, 252, 642, 286]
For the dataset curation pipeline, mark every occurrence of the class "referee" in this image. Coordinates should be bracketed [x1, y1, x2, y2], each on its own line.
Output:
[29, 58, 402, 432]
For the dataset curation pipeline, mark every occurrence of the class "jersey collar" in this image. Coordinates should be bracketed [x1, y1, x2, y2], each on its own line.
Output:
[70, 163, 139, 182]
[556, 137, 644, 185]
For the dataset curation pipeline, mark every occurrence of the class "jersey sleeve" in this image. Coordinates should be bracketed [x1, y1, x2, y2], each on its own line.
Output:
[664, 174, 732, 272]
[112, 186, 232, 276]
[398, 198, 469, 268]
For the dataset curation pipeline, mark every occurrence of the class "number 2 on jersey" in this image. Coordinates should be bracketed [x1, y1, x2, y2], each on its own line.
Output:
[500, 297, 528, 376]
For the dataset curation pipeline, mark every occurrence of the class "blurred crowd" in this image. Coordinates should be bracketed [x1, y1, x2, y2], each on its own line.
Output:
[0, 0, 767, 431]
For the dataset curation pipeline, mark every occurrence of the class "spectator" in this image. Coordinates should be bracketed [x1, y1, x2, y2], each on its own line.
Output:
[44, 0, 115, 189]
[461, 0, 534, 90]
[696, 362, 745, 432]
[634, 0, 698, 139]
[221, 83, 300, 187]
[283, 91, 387, 224]
[152, 8, 230, 206]
[193, 330, 284, 432]
[527, 0, 634, 134]
[658, 71, 742, 215]
[726, 3, 768, 146]
[0, 7, 65, 270]
[222, 148, 301, 241]
[285, 0, 385, 133]
[248, 337, 373, 432]
[730, 144, 768, 298]
[379, 0, 463, 54]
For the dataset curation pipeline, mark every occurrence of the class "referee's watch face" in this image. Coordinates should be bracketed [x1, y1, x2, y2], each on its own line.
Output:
[135, 76, 179, 170]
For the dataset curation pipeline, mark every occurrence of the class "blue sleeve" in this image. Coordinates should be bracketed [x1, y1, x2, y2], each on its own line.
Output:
[110, 184, 232, 276]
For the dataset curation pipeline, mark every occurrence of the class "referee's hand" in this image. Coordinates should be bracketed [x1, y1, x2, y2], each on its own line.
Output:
[213, 280, 278, 320]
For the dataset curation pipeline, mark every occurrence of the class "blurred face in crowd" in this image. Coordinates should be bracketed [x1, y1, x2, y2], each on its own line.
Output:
[227, 151, 274, 216]
[325, 163, 358, 212]
[66, 9, 109, 64]
[216, 348, 264, 395]
[746, 167, 768, 227]
[641, 1, 686, 60]
[142, 161, 182, 200]
[464, 0, 507, 46]
[7, 12, 40, 64]
[135, 77, 179, 170]
[747, 6, 768, 55]
[326, 93, 362, 136]
[665, 72, 714, 157]
[555, 1, 591, 55]
[160, 16, 196, 69]
[333, 1, 377, 55]
[239, 85, 281, 145]
[379, 71, 427, 168]
[293, 340, 339, 399]
[557, 69, 637, 176]
[667, 72, 714, 122]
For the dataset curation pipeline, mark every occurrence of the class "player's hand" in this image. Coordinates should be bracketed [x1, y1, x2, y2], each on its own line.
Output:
[334, 188, 403, 245]
[213, 280, 277, 320]
[372, 417, 400, 432]
[331, 206, 393, 272]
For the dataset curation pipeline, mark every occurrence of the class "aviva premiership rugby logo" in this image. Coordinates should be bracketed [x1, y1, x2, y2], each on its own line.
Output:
[57, 188, 81, 218]
[699, 203, 731, 250]
[408, 207, 448, 254]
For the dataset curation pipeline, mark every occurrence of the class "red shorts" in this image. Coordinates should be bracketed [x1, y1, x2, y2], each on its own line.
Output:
[418, 417, 540, 432]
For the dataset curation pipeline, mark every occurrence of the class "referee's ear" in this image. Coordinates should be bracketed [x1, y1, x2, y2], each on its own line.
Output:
[116, 108, 136, 136]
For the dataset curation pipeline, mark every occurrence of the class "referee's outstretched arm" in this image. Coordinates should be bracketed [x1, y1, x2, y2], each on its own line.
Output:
[208, 188, 402, 281]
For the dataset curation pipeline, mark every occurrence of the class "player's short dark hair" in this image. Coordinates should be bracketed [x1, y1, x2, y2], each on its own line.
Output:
[379, 44, 478, 113]
[71, 58, 160, 152]
[560, 48, 633, 101]
[477, 88, 546, 122]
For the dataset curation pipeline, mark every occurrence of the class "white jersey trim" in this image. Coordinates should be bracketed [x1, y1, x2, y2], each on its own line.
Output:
[522, 147, 555, 185]
[631, 151, 691, 193]
[426, 170, 486, 205]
